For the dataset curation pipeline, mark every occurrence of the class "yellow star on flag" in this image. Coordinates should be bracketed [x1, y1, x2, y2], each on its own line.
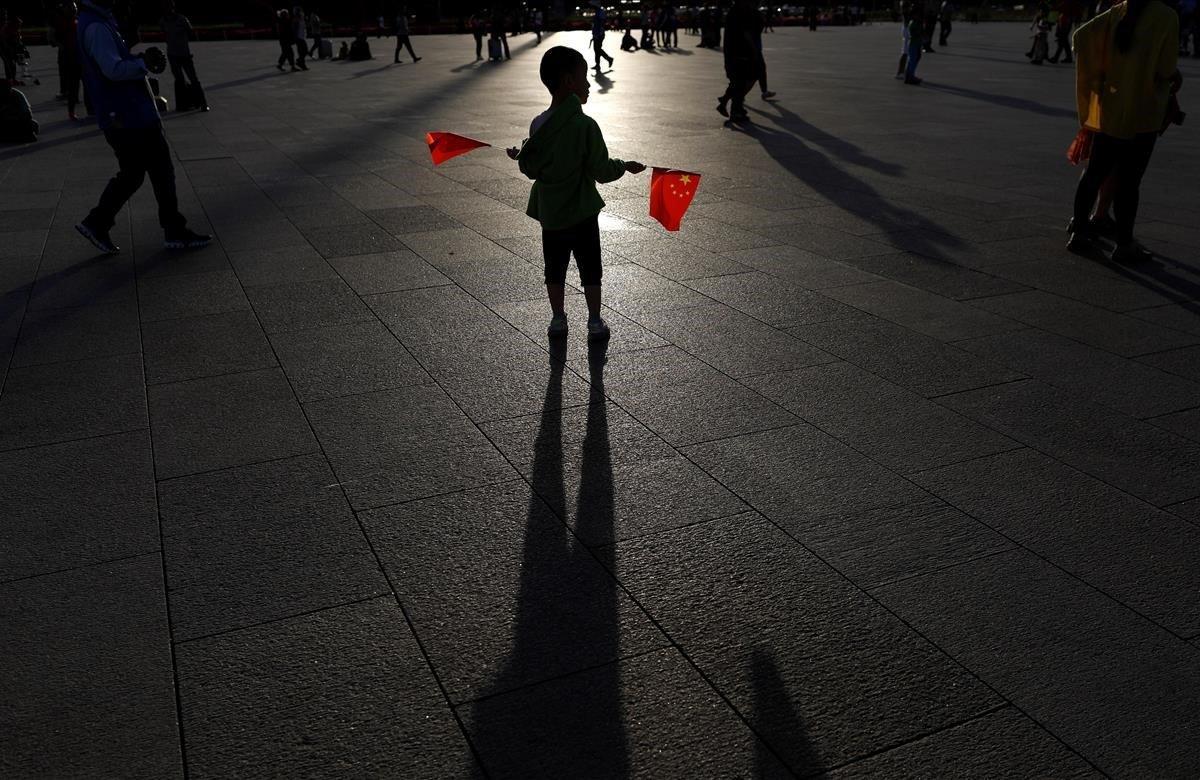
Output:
[679, 174, 692, 185]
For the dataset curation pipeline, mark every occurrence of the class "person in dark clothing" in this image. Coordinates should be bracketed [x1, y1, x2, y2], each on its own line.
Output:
[469, 13, 485, 59]
[938, 0, 953, 45]
[160, 1, 208, 110]
[922, 4, 938, 51]
[276, 9, 296, 70]
[74, 0, 210, 254]
[292, 6, 309, 70]
[54, 2, 86, 119]
[807, 4, 818, 30]
[695, 6, 711, 45]
[1049, 5, 1075, 62]
[750, 5, 775, 99]
[307, 10, 323, 57]
[394, 8, 421, 62]
[717, 0, 759, 121]
[591, 3, 613, 70]
[491, 10, 511, 59]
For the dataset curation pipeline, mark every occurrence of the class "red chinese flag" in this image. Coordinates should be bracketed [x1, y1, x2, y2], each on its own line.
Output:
[648, 168, 701, 231]
[425, 131, 491, 166]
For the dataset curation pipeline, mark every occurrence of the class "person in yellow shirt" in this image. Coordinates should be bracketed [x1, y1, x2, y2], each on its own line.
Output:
[1068, 0, 1182, 262]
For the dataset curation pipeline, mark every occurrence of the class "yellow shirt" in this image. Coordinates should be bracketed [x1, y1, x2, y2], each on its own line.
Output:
[1073, 0, 1179, 139]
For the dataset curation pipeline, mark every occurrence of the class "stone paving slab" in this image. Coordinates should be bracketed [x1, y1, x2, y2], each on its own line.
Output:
[825, 707, 1100, 778]
[874, 550, 1200, 778]
[1, 555, 182, 779]
[2, 21, 1199, 778]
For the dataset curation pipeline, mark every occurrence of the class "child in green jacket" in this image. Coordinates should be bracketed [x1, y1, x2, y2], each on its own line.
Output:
[508, 46, 645, 341]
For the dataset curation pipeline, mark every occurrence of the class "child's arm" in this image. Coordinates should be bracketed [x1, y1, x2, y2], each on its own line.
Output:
[585, 122, 629, 184]
[509, 141, 540, 179]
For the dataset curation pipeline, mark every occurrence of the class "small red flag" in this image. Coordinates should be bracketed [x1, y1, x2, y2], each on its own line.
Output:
[648, 168, 701, 231]
[425, 131, 491, 166]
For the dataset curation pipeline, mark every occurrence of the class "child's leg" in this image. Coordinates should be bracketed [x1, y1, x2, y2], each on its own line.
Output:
[547, 283, 566, 315]
[574, 216, 603, 320]
[542, 226, 571, 315]
[583, 286, 601, 320]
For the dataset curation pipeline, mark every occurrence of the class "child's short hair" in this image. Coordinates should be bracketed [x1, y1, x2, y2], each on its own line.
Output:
[539, 46, 586, 91]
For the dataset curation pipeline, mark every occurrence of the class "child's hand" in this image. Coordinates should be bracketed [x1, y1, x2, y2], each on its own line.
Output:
[506, 147, 520, 160]
[624, 161, 646, 174]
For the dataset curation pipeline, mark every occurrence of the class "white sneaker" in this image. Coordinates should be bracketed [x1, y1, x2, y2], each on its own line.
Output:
[547, 313, 568, 337]
[587, 317, 610, 341]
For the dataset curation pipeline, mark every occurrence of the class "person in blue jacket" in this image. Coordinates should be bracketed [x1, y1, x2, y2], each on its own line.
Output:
[74, 0, 210, 254]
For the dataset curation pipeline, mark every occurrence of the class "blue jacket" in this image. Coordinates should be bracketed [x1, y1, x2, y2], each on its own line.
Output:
[78, 1, 160, 131]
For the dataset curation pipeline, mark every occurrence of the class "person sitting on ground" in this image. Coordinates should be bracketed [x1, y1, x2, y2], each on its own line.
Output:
[348, 30, 372, 60]
[621, 25, 638, 51]
[0, 79, 37, 142]
[336, 39, 349, 59]
[507, 46, 645, 341]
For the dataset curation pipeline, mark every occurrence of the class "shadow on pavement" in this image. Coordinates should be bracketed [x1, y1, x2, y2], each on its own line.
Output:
[204, 68, 290, 93]
[467, 338, 629, 775]
[349, 62, 400, 79]
[921, 81, 1076, 119]
[741, 101, 962, 260]
[750, 648, 825, 776]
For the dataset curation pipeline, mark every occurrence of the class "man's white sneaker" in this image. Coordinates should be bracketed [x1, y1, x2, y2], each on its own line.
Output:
[547, 313, 568, 337]
[587, 317, 610, 341]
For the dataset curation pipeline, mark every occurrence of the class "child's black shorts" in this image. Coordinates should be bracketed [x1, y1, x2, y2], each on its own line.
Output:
[542, 214, 601, 287]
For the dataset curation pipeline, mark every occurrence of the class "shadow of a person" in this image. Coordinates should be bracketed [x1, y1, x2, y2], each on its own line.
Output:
[752, 100, 904, 177]
[594, 71, 614, 94]
[466, 338, 629, 777]
[921, 81, 1077, 120]
[735, 104, 963, 262]
[750, 648, 825, 777]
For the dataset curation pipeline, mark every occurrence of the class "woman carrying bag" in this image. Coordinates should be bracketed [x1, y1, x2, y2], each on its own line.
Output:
[1068, 0, 1182, 262]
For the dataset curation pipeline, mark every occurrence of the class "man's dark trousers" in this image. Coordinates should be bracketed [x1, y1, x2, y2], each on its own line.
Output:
[88, 125, 186, 232]
[168, 54, 207, 108]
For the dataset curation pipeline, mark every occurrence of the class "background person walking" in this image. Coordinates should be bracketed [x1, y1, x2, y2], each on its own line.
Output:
[292, 6, 309, 70]
[394, 8, 421, 63]
[74, 0, 209, 253]
[591, 3, 614, 70]
[276, 8, 296, 71]
[938, 0, 954, 45]
[717, 0, 759, 121]
[307, 9, 323, 58]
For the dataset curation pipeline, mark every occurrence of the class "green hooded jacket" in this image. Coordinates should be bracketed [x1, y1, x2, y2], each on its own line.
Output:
[517, 94, 626, 231]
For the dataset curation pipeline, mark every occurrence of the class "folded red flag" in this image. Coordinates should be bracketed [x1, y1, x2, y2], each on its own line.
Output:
[648, 168, 701, 231]
[425, 131, 491, 166]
